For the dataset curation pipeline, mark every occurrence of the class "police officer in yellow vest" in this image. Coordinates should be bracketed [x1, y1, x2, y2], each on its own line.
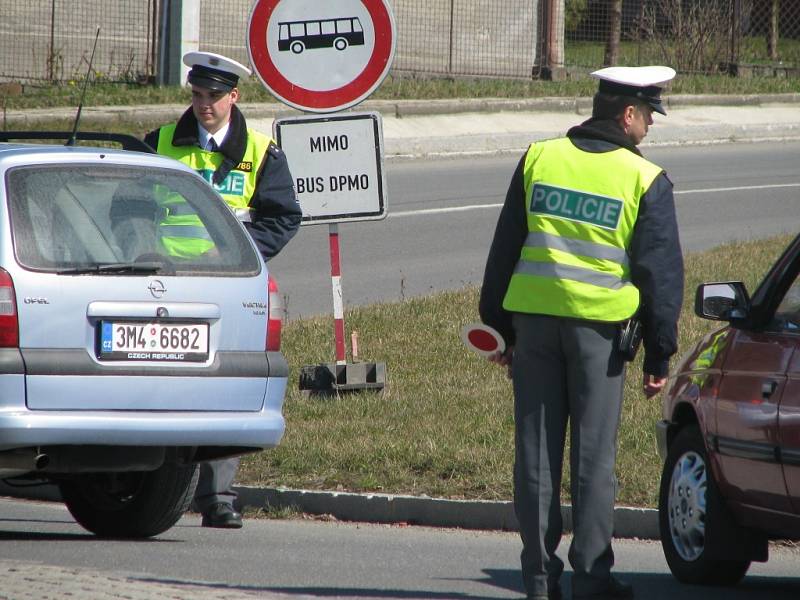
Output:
[145, 51, 301, 262]
[479, 66, 683, 600]
[144, 52, 301, 529]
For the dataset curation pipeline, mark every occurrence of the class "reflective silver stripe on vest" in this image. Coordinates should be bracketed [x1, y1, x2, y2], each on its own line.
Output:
[514, 260, 633, 290]
[524, 232, 629, 266]
[233, 207, 252, 223]
[159, 226, 213, 240]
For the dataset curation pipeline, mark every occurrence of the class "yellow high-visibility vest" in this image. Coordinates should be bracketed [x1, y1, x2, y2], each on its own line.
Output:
[502, 137, 663, 322]
[155, 125, 271, 257]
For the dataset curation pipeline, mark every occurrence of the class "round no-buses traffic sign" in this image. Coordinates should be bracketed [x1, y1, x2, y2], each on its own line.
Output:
[248, 0, 396, 113]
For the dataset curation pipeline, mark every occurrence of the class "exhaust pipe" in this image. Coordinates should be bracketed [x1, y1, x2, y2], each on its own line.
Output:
[0, 449, 50, 471]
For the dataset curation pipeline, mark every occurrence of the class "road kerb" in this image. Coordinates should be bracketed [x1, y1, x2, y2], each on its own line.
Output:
[234, 485, 660, 539]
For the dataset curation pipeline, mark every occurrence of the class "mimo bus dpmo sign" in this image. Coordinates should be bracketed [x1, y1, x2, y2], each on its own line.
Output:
[274, 111, 387, 224]
[247, 0, 396, 113]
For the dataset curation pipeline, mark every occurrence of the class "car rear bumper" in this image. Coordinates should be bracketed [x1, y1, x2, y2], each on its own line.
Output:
[0, 405, 285, 450]
[0, 348, 288, 412]
[0, 345, 288, 451]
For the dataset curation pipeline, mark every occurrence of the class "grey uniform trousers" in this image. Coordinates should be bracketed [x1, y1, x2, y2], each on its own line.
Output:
[194, 457, 240, 513]
[511, 313, 626, 598]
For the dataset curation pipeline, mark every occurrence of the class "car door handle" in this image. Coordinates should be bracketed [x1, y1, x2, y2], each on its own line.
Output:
[762, 380, 778, 399]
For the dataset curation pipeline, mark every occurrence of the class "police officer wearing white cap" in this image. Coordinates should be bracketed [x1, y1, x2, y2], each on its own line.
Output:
[480, 66, 684, 600]
[144, 52, 302, 529]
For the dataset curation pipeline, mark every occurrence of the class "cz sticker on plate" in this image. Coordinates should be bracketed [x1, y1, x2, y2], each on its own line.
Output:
[99, 321, 209, 362]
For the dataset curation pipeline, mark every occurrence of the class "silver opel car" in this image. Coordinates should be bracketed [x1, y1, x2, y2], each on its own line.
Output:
[0, 133, 287, 538]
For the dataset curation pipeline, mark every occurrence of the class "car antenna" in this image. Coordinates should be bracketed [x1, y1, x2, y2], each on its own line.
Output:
[66, 26, 100, 147]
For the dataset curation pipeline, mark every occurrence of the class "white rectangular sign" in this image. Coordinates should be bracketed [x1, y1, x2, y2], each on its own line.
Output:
[273, 111, 387, 224]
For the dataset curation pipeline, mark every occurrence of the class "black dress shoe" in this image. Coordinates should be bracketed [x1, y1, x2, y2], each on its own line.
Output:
[201, 502, 243, 529]
[573, 577, 633, 600]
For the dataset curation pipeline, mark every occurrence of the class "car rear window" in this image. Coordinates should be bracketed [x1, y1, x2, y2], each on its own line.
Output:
[5, 164, 261, 275]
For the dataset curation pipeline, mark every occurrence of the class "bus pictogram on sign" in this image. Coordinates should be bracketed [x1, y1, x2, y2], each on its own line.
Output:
[278, 17, 366, 54]
[248, 0, 396, 113]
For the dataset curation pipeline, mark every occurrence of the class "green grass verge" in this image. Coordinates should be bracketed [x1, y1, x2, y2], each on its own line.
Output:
[237, 233, 796, 508]
[4, 69, 799, 113]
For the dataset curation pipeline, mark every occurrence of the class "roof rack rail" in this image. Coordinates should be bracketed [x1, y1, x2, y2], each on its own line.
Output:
[0, 131, 155, 153]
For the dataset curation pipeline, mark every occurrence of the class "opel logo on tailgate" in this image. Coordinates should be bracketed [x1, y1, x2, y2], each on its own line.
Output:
[148, 280, 166, 299]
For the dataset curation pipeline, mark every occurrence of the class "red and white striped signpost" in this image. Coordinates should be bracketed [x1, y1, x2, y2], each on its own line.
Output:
[273, 113, 387, 391]
[329, 223, 347, 365]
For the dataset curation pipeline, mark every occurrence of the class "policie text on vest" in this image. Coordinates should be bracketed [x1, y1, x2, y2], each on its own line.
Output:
[295, 135, 370, 194]
[531, 183, 623, 230]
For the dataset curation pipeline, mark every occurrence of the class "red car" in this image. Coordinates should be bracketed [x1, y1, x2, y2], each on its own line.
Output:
[657, 232, 800, 585]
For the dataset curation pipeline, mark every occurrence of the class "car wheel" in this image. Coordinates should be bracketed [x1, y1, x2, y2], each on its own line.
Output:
[59, 462, 199, 538]
[658, 424, 750, 585]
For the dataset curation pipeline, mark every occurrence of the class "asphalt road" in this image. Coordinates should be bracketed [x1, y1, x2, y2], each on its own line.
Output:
[1, 497, 799, 599]
[268, 140, 800, 320]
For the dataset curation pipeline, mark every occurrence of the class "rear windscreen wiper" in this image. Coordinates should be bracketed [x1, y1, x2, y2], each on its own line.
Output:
[56, 262, 168, 275]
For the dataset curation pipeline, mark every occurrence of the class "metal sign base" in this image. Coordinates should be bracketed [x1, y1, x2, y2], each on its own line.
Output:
[299, 362, 386, 393]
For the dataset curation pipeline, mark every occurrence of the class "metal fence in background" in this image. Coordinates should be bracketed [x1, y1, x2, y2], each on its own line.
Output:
[1, 1, 798, 86]
[199, 0, 539, 79]
[391, 0, 537, 78]
[199, 0, 251, 68]
[0, 0, 158, 84]
[732, 0, 800, 74]
[565, 0, 800, 75]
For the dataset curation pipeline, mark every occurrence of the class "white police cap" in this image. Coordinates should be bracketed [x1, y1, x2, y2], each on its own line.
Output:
[183, 51, 252, 92]
[590, 66, 676, 115]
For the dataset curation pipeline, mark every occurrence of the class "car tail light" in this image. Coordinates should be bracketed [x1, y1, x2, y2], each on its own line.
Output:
[266, 274, 283, 352]
[0, 269, 18, 347]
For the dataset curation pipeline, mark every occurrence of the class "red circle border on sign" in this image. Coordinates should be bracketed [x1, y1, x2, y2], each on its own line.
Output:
[248, 0, 394, 112]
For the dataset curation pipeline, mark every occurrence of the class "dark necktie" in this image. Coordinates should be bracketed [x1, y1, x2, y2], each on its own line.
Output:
[206, 138, 219, 152]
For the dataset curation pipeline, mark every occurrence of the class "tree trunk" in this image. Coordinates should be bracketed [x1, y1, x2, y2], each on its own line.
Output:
[767, 0, 780, 61]
[604, 0, 623, 66]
